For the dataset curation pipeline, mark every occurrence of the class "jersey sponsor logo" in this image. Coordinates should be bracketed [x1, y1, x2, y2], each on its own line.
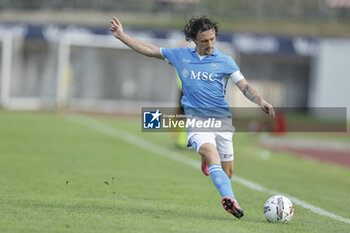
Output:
[182, 68, 189, 78]
[190, 71, 217, 81]
[143, 109, 161, 129]
[183, 58, 190, 63]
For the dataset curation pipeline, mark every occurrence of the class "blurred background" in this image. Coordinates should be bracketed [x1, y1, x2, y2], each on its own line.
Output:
[0, 0, 349, 119]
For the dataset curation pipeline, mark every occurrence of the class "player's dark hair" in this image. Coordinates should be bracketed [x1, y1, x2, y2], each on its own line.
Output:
[184, 15, 219, 41]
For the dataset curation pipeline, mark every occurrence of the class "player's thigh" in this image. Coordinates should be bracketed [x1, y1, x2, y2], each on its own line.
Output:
[187, 132, 215, 152]
[188, 132, 220, 164]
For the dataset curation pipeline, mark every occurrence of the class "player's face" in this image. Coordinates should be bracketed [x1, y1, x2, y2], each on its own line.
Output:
[193, 29, 216, 56]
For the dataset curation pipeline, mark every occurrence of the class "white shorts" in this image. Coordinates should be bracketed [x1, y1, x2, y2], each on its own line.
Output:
[187, 131, 234, 162]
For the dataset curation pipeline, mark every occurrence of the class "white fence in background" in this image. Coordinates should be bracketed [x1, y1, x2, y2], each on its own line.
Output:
[4, 28, 348, 119]
[0, 31, 254, 114]
[0, 32, 183, 113]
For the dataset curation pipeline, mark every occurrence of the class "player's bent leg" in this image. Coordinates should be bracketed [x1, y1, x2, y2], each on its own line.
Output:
[199, 143, 244, 219]
[189, 133, 244, 219]
[215, 132, 244, 219]
[221, 160, 234, 179]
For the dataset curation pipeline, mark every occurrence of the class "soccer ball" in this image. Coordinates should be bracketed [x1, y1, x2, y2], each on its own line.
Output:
[263, 195, 294, 223]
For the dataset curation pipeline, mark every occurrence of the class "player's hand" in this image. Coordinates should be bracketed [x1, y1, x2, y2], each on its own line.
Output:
[260, 100, 275, 119]
[110, 17, 124, 39]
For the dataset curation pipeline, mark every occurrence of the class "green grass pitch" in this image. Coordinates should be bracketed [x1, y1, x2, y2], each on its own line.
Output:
[0, 111, 349, 233]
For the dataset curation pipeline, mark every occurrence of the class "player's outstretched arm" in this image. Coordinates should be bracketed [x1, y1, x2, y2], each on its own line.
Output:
[235, 79, 275, 118]
[110, 17, 163, 60]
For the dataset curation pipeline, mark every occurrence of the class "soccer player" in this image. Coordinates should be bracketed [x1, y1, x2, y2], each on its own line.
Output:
[110, 15, 275, 219]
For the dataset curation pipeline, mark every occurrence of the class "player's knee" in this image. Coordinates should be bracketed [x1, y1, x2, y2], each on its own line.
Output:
[198, 143, 214, 157]
[199, 143, 213, 155]
[198, 143, 220, 165]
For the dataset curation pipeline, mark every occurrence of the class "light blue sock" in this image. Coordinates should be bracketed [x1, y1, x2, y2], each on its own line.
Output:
[209, 164, 235, 200]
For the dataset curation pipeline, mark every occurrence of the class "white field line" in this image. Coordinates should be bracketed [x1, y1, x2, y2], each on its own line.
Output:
[67, 115, 350, 225]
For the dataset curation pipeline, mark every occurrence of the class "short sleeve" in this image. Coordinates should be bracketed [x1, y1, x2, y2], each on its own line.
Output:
[160, 47, 184, 66]
[227, 57, 240, 73]
[227, 57, 244, 83]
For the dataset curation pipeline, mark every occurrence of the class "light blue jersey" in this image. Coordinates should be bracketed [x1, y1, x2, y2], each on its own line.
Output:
[161, 46, 241, 118]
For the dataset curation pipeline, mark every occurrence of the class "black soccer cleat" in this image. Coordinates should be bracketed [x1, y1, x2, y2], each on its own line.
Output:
[222, 196, 244, 219]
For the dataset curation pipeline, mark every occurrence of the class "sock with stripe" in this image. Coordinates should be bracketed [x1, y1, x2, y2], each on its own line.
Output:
[208, 164, 235, 200]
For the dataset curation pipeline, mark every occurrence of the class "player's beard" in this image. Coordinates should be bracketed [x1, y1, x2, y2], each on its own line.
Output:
[204, 47, 214, 55]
